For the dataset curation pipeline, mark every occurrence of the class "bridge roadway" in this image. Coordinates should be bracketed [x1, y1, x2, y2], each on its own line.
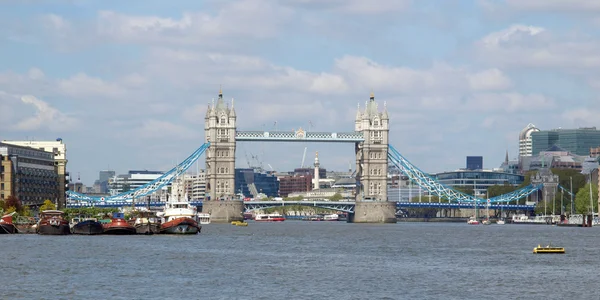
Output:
[66, 200, 535, 212]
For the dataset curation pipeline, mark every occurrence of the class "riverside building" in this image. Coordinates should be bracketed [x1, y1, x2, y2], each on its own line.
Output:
[2, 139, 68, 208]
[0, 142, 60, 205]
[531, 127, 600, 157]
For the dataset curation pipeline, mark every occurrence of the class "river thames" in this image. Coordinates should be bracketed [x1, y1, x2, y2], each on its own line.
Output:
[2, 221, 599, 299]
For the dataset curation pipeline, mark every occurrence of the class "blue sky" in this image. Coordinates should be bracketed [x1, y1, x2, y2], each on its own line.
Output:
[1, 0, 599, 185]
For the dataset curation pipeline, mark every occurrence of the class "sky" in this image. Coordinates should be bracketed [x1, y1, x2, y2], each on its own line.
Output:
[1, 0, 599, 186]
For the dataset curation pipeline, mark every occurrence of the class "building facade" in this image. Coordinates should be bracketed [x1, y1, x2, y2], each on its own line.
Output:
[355, 92, 389, 200]
[433, 170, 524, 198]
[466, 156, 483, 170]
[0, 143, 59, 206]
[2, 139, 67, 208]
[519, 123, 540, 157]
[531, 127, 600, 157]
[205, 89, 236, 200]
[234, 168, 279, 198]
[109, 170, 165, 200]
[183, 172, 206, 201]
[279, 175, 312, 197]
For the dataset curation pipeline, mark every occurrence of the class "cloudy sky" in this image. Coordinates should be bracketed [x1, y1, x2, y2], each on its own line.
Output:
[1, 0, 598, 185]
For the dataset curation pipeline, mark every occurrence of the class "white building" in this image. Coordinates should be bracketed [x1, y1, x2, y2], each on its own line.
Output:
[519, 123, 540, 157]
[109, 170, 166, 200]
[184, 171, 206, 201]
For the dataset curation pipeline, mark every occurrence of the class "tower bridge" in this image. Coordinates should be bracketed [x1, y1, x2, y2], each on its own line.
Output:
[67, 88, 548, 223]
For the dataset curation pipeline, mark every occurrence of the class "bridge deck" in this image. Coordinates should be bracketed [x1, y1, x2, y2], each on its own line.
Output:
[67, 200, 535, 211]
[235, 131, 364, 143]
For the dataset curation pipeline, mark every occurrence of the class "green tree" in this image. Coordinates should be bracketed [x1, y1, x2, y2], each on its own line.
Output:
[39, 200, 57, 211]
[453, 186, 474, 196]
[575, 183, 598, 214]
[3, 196, 22, 213]
[329, 193, 343, 201]
[487, 184, 517, 199]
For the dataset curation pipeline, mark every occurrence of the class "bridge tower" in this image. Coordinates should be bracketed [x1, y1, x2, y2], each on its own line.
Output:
[203, 88, 243, 223]
[531, 168, 559, 209]
[353, 92, 396, 223]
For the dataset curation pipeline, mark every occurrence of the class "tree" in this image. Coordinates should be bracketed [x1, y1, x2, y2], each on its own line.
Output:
[575, 183, 598, 214]
[487, 184, 517, 199]
[4, 196, 22, 213]
[329, 193, 343, 201]
[39, 200, 57, 211]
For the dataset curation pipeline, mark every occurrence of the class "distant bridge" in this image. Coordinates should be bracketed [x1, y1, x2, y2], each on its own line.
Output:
[66, 200, 535, 212]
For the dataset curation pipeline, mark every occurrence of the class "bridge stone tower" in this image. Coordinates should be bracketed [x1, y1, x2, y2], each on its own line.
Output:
[352, 92, 396, 223]
[531, 168, 559, 207]
[203, 88, 243, 223]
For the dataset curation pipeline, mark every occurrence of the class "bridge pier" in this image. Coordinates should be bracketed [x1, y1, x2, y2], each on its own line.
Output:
[352, 201, 397, 223]
[202, 200, 244, 223]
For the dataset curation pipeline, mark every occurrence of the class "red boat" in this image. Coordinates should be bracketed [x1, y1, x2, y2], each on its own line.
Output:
[0, 212, 17, 234]
[37, 210, 71, 235]
[103, 212, 136, 235]
[160, 217, 200, 234]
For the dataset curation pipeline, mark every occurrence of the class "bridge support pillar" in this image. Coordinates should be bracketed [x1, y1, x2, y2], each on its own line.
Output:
[352, 201, 397, 223]
[202, 200, 244, 223]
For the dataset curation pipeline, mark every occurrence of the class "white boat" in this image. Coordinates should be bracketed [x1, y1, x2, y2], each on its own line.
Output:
[198, 213, 211, 225]
[467, 217, 479, 225]
[158, 178, 200, 234]
[511, 214, 550, 225]
[323, 214, 339, 221]
[255, 213, 285, 222]
[482, 219, 491, 225]
[496, 218, 505, 225]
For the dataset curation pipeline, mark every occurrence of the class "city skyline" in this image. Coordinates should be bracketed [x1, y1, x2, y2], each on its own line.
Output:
[1, 1, 599, 186]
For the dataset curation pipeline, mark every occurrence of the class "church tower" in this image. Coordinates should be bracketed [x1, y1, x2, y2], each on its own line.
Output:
[355, 91, 389, 201]
[205, 87, 237, 201]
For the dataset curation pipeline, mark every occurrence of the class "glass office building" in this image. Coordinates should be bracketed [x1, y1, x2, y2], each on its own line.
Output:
[235, 168, 279, 198]
[466, 156, 483, 170]
[532, 127, 600, 156]
[433, 171, 524, 198]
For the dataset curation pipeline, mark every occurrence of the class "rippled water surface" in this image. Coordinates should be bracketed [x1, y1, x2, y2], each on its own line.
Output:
[2, 222, 599, 299]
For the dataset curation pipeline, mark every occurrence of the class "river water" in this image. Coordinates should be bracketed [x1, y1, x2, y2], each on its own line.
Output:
[2, 221, 599, 299]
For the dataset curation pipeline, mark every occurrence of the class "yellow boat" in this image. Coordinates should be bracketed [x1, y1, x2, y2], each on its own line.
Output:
[231, 220, 249, 227]
[533, 244, 565, 254]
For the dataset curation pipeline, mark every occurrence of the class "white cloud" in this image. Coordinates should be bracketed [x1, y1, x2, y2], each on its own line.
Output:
[503, 0, 600, 12]
[283, 0, 412, 14]
[126, 120, 201, 140]
[96, 1, 294, 45]
[12, 95, 78, 131]
[480, 24, 545, 47]
[467, 68, 513, 91]
[58, 73, 127, 99]
[475, 24, 600, 70]
[561, 108, 600, 127]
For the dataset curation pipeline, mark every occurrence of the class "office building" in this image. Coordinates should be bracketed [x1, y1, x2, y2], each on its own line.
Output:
[0, 142, 59, 205]
[235, 168, 279, 198]
[433, 170, 524, 198]
[531, 127, 600, 156]
[519, 123, 540, 157]
[2, 139, 67, 208]
[466, 156, 483, 170]
[184, 171, 206, 201]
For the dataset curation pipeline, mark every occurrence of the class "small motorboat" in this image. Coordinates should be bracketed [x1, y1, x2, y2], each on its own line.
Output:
[467, 217, 479, 225]
[533, 244, 565, 254]
[231, 220, 248, 227]
[0, 212, 17, 234]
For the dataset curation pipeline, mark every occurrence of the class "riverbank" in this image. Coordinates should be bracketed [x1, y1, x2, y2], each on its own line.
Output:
[397, 217, 468, 223]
